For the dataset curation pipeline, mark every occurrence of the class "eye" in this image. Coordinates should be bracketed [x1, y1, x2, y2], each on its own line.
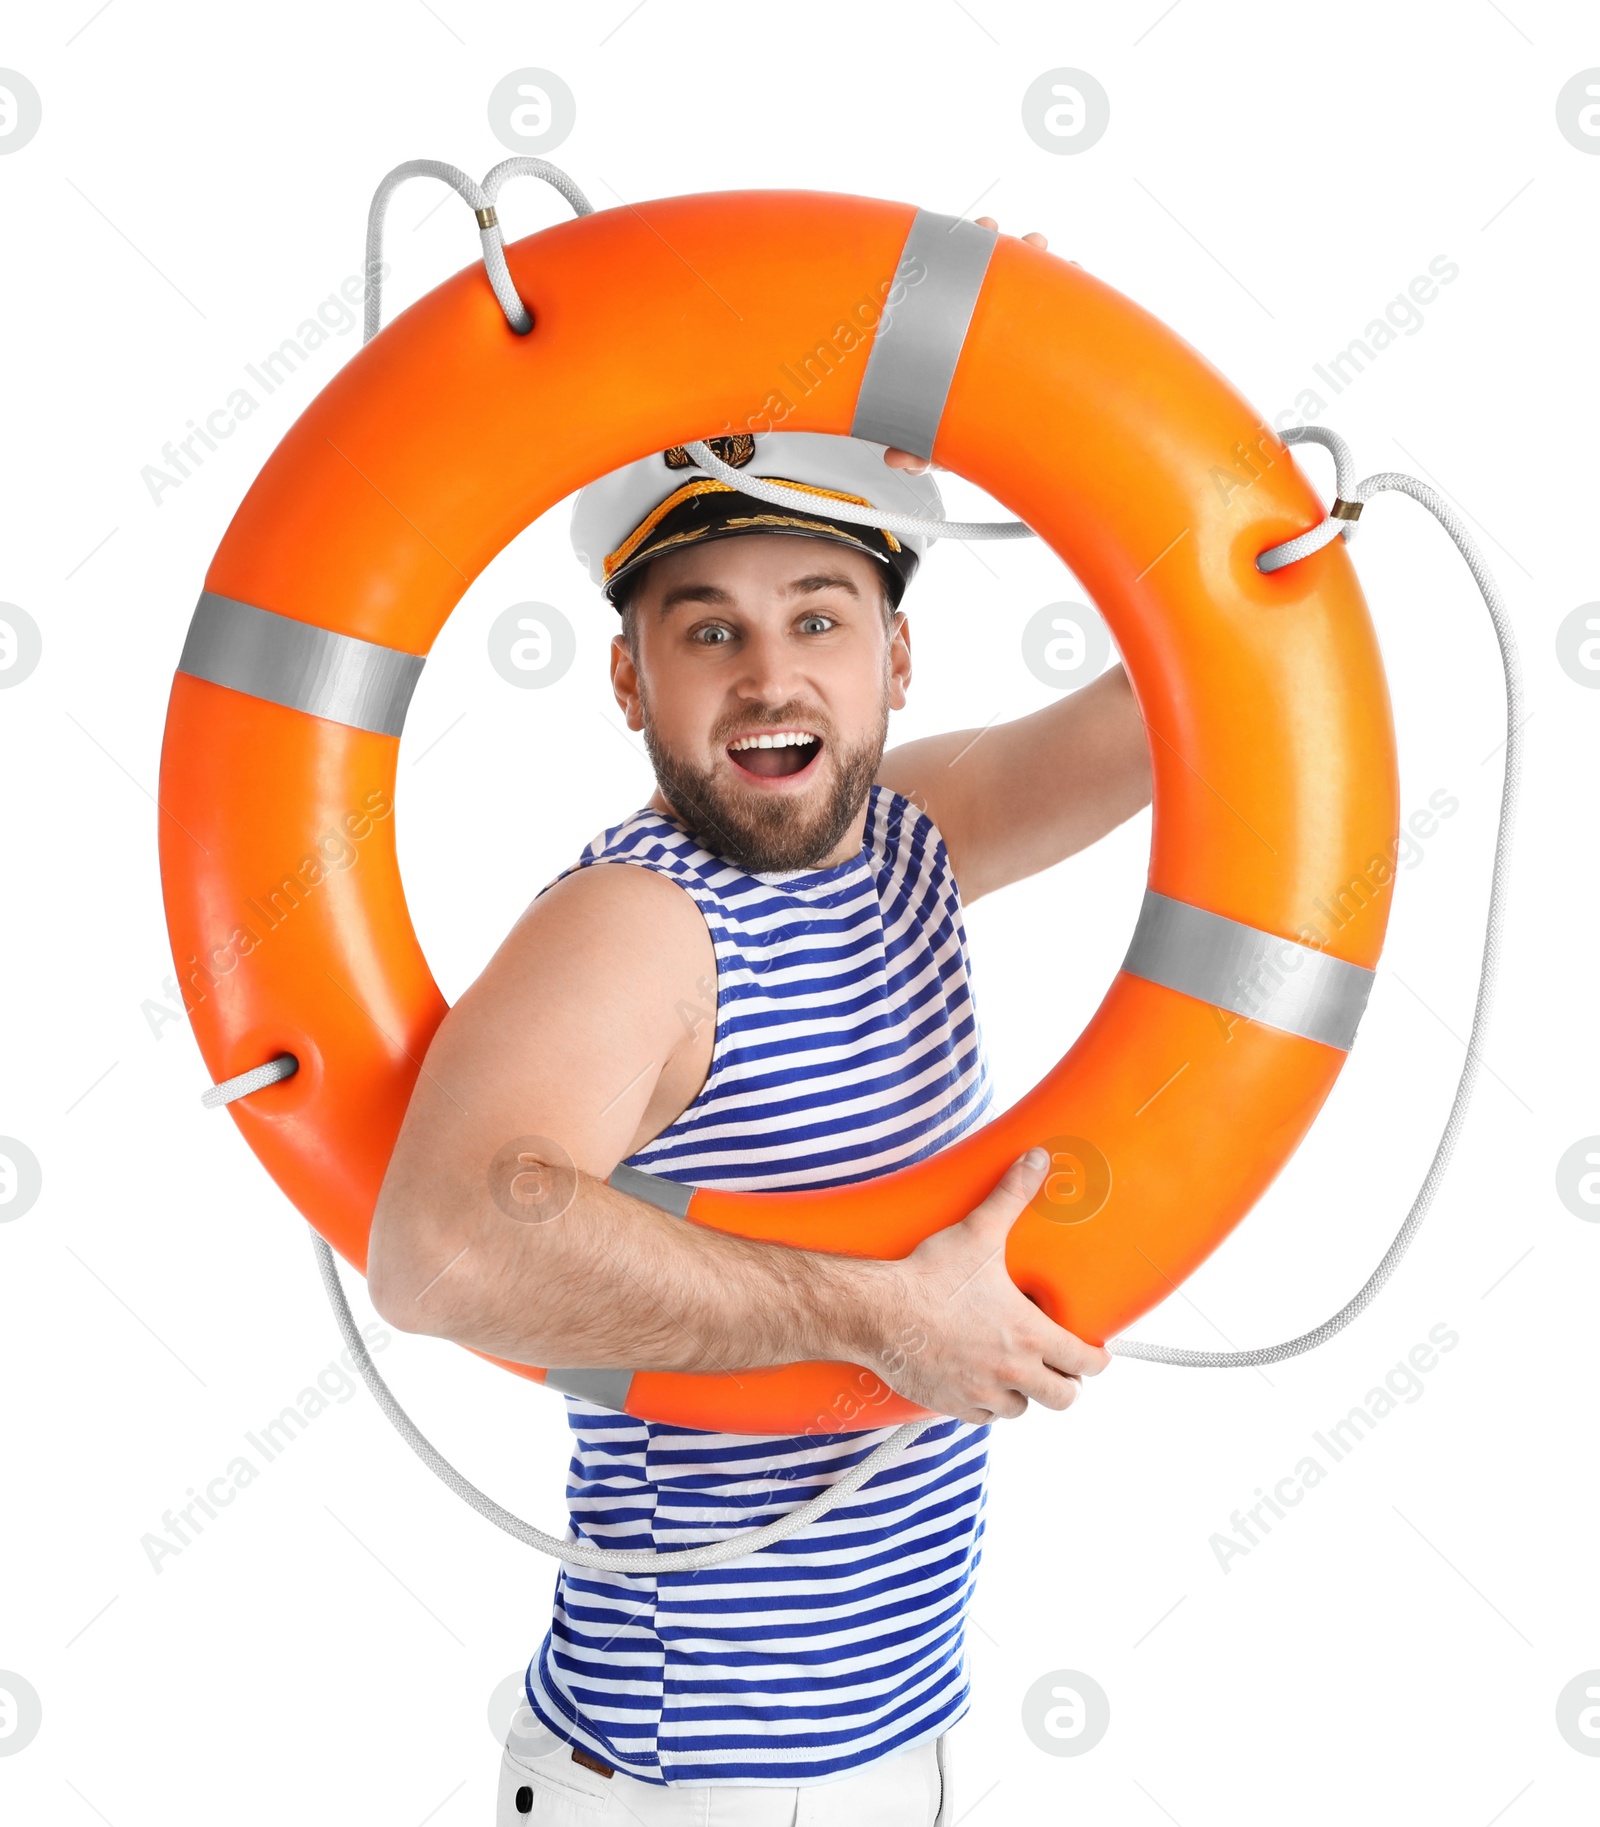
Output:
[690, 623, 733, 645]
[799, 613, 836, 634]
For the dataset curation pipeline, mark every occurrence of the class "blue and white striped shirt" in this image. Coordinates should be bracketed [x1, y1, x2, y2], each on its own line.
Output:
[524, 783, 996, 1785]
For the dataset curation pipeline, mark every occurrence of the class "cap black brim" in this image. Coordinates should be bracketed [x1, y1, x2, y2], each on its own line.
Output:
[603, 487, 918, 610]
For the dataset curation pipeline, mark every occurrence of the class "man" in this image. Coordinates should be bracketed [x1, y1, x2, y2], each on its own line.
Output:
[369, 264, 1151, 1821]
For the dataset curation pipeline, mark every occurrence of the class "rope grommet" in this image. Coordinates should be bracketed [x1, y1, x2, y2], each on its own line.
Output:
[362, 159, 594, 344]
[201, 1052, 299, 1109]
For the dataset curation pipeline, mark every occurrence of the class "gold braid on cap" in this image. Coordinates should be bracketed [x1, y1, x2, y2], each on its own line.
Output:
[603, 476, 903, 580]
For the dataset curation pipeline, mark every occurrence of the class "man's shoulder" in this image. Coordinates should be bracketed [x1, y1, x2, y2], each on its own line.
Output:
[518, 849, 714, 1019]
[534, 846, 709, 944]
[381, 835, 721, 1215]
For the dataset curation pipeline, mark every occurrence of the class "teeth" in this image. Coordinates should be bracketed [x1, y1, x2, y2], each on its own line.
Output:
[728, 731, 818, 751]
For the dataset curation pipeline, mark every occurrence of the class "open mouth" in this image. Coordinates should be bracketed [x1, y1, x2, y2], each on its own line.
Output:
[725, 730, 823, 782]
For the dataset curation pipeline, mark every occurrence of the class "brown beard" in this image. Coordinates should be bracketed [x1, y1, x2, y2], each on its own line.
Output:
[640, 673, 890, 875]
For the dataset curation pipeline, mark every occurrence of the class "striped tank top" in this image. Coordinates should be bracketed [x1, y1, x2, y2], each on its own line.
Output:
[523, 782, 996, 1785]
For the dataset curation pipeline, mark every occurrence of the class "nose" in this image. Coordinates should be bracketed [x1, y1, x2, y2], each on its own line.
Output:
[729, 621, 813, 711]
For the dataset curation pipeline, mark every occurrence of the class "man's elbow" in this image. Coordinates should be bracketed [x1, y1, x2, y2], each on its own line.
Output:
[364, 1235, 425, 1336]
[365, 1196, 464, 1337]
[366, 1272, 422, 1337]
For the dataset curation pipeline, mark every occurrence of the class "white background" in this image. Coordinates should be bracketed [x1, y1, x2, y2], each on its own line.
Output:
[2, 3, 1596, 1822]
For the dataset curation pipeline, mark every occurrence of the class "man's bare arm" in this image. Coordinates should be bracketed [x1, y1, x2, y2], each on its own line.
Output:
[876, 661, 1151, 905]
[364, 861, 1109, 1421]
[375, 1146, 893, 1377]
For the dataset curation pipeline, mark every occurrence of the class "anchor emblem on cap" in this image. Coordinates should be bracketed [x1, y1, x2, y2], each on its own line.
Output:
[663, 434, 756, 470]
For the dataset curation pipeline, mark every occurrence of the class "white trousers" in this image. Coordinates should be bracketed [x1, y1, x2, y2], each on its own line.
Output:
[496, 1704, 950, 1825]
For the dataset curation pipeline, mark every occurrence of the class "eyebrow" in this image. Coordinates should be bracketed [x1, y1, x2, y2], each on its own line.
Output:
[657, 571, 863, 616]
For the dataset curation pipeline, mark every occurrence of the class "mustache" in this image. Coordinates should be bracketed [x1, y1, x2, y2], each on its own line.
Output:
[713, 711, 832, 743]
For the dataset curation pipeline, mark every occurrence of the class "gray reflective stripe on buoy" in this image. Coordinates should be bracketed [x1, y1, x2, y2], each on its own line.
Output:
[607, 1160, 696, 1218]
[177, 591, 425, 737]
[1121, 889, 1377, 1052]
[542, 1366, 636, 1410]
[850, 209, 999, 462]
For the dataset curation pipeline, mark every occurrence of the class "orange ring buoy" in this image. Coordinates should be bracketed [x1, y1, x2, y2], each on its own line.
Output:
[157, 190, 1398, 1436]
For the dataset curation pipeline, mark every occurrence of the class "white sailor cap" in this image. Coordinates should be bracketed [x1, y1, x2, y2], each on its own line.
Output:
[568, 430, 946, 610]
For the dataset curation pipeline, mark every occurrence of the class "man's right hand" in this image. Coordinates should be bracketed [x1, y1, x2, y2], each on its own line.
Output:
[861, 1148, 1112, 1425]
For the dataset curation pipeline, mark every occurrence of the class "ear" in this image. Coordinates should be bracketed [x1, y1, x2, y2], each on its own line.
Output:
[887, 608, 912, 710]
[611, 630, 645, 731]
